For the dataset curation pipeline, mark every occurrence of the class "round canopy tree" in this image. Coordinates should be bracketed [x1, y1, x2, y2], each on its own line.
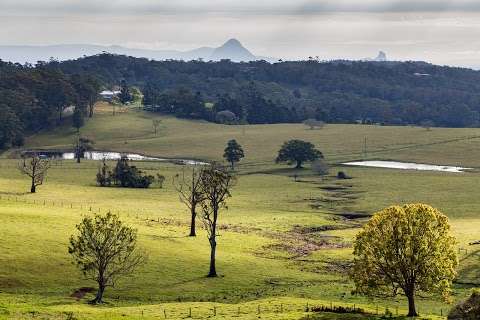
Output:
[223, 139, 245, 169]
[352, 203, 458, 317]
[68, 212, 145, 304]
[275, 139, 323, 169]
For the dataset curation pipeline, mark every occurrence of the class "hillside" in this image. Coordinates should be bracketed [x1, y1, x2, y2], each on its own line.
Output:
[4, 55, 480, 152]
[58, 54, 480, 127]
[2, 108, 480, 319]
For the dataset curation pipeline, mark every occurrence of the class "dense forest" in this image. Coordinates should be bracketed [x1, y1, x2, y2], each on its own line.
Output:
[3, 53, 480, 149]
[0, 60, 99, 149]
[58, 54, 480, 126]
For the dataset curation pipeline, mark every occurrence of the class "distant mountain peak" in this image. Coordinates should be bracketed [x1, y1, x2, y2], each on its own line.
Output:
[210, 38, 256, 62]
[0, 38, 269, 64]
[222, 38, 242, 47]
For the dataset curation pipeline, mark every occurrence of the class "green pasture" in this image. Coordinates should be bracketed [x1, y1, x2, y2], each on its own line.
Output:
[1, 107, 480, 319]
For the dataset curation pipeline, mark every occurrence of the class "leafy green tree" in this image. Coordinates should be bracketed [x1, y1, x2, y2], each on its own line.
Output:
[0, 105, 24, 149]
[74, 136, 94, 163]
[119, 80, 132, 104]
[223, 139, 245, 169]
[72, 107, 85, 132]
[276, 139, 323, 169]
[111, 157, 154, 188]
[351, 204, 458, 317]
[68, 212, 145, 304]
[199, 164, 235, 277]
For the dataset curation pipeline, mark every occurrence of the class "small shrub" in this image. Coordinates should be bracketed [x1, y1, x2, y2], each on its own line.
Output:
[337, 171, 351, 179]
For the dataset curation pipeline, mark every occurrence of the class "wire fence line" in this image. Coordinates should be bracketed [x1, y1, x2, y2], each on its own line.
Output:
[51, 300, 449, 319]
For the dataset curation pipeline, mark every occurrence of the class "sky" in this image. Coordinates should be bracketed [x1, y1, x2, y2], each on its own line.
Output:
[1, 0, 480, 68]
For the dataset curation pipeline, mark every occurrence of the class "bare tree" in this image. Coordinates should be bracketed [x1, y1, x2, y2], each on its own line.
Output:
[173, 167, 205, 237]
[303, 119, 325, 130]
[199, 164, 235, 277]
[311, 159, 329, 180]
[18, 154, 51, 193]
[68, 212, 146, 304]
[152, 119, 162, 135]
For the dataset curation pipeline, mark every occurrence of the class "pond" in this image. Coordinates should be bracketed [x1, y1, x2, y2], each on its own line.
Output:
[22, 150, 208, 166]
[342, 160, 471, 173]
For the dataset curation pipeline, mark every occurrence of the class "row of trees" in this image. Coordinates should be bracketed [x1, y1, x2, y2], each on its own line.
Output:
[17, 137, 324, 194]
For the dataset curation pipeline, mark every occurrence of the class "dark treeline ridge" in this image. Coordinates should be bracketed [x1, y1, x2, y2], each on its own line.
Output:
[3, 53, 480, 149]
[0, 60, 99, 149]
[58, 54, 480, 127]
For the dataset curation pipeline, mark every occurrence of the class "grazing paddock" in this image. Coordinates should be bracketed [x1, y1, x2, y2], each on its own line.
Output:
[1, 108, 480, 319]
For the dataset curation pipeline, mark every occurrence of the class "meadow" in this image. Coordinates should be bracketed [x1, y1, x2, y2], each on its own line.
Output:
[1, 104, 480, 319]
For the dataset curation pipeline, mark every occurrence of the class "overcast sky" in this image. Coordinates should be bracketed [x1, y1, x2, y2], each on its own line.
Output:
[1, 0, 480, 68]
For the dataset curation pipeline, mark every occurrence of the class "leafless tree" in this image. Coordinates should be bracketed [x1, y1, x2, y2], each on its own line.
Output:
[311, 159, 329, 180]
[173, 167, 205, 237]
[152, 119, 162, 135]
[18, 154, 51, 193]
[303, 119, 325, 130]
[199, 163, 235, 277]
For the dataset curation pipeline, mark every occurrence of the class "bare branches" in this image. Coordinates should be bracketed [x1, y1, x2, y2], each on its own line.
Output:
[18, 154, 51, 193]
[173, 166, 206, 236]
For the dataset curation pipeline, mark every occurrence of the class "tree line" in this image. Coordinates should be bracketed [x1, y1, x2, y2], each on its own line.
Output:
[0, 60, 100, 150]
[4, 54, 480, 151]
[57, 54, 480, 127]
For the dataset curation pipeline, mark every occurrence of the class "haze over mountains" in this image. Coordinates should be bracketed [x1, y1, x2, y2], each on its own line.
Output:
[0, 38, 272, 64]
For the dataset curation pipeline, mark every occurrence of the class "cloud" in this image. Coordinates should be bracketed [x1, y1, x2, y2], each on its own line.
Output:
[3, 0, 480, 16]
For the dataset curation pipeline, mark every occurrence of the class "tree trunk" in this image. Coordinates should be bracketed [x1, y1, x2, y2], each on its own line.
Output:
[189, 207, 196, 237]
[89, 103, 94, 118]
[91, 284, 105, 304]
[407, 292, 417, 317]
[230, 161, 234, 170]
[30, 179, 36, 193]
[295, 160, 303, 169]
[207, 237, 217, 277]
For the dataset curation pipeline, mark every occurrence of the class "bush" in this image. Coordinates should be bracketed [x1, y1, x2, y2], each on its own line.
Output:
[337, 171, 351, 179]
[448, 290, 480, 319]
[215, 110, 237, 124]
[110, 157, 154, 188]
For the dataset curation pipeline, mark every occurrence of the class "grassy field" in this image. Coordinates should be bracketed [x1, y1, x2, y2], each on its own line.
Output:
[1, 104, 480, 319]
